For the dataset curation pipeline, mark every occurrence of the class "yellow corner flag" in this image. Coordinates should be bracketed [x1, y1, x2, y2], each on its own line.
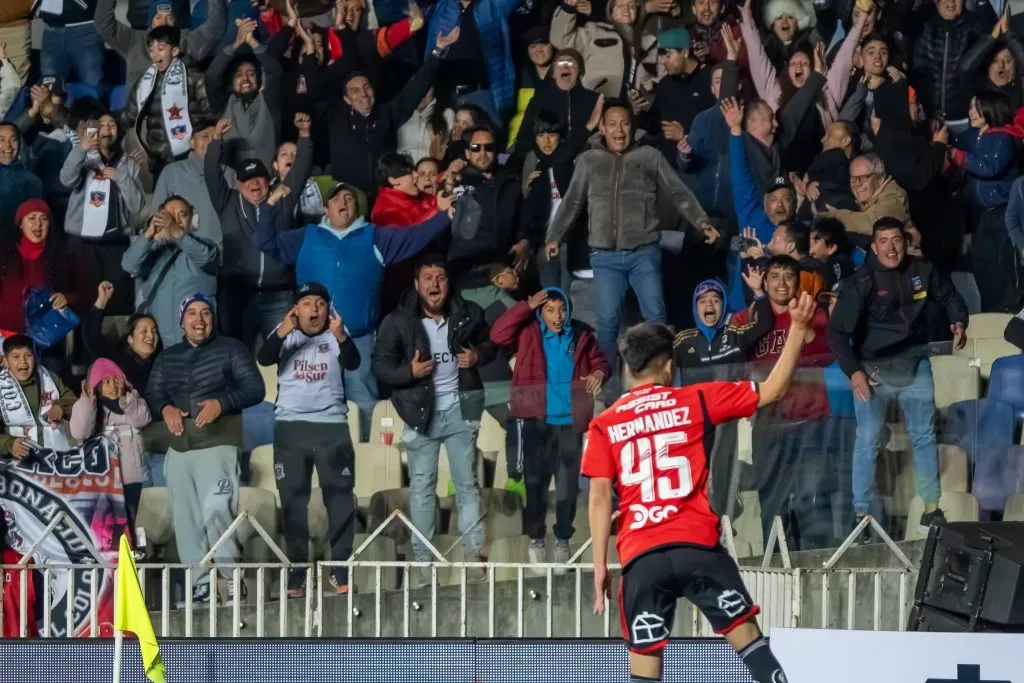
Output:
[115, 534, 166, 683]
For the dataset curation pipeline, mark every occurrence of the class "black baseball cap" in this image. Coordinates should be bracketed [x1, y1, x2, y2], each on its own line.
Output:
[236, 158, 270, 182]
[765, 176, 792, 194]
[39, 75, 66, 96]
[327, 181, 357, 201]
[522, 26, 550, 46]
[295, 282, 331, 305]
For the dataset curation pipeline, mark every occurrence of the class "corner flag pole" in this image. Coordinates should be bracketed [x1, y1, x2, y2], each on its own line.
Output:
[113, 626, 124, 683]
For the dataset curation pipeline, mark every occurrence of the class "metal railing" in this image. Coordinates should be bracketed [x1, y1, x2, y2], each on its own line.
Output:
[0, 512, 916, 639]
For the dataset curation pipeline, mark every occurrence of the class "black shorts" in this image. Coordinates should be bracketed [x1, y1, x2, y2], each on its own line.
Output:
[618, 544, 759, 654]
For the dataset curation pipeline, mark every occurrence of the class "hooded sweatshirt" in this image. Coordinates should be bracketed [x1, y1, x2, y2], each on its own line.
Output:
[673, 279, 775, 373]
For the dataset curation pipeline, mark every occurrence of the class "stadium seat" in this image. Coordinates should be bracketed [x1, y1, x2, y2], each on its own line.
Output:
[905, 492, 980, 541]
[369, 400, 406, 446]
[974, 445, 1024, 515]
[136, 487, 174, 548]
[967, 312, 1013, 340]
[974, 338, 1020, 380]
[237, 487, 279, 559]
[108, 84, 127, 112]
[732, 491, 764, 558]
[347, 401, 362, 444]
[354, 443, 403, 506]
[737, 417, 753, 464]
[1004, 492, 1024, 521]
[477, 410, 506, 461]
[938, 445, 969, 493]
[488, 535, 533, 581]
[350, 533, 399, 592]
[450, 488, 524, 540]
[930, 355, 981, 415]
[249, 445, 277, 493]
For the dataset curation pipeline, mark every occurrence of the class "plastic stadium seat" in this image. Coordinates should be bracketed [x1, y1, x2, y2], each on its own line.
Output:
[488, 535, 533, 581]
[930, 355, 981, 412]
[734, 540, 754, 559]
[354, 443, 403, 505]
[732, 491, 764, 558]
[237, 487, 278, 558]
[967, 313, 1013, 340]
[347, 401, 362, 444]
[108, 85, 127, 112]
[477, 410, 507, 466]
[249, 445, 277, 492]
[905, 492, 980, 541]
[450, 488, 524, 540]
[259, 363, 278, 403]
[938, 445, 969, 493]
[369, 400, 406, 446]
[136, 487, 174, 547]
[974, 338, 1020, 380]
[988, 355, 1024, 414]
[350, 533, 399, 591]
[951, 272, 982, 315]
[1005, 493, 1024, 521]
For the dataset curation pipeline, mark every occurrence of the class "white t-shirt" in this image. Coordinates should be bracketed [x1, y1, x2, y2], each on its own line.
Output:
[421, 317, 459, 408]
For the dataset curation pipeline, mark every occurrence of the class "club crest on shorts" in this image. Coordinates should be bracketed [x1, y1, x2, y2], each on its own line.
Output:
[631, 611, 668, 645]
[716, 589, 748, 618]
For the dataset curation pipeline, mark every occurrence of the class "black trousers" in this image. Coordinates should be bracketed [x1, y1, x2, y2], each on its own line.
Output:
[274, 420, 356, 580]
[519, 421, 582, 541]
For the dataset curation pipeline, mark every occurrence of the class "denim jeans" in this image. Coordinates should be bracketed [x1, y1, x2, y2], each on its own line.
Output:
[590, 243, 666, 369]
[346, 333, 380, 441]
[403, 400, 483, 561]
[851, 358, 942, 514]
[147, 451, 167, 487]
[40, 23, 104, 99]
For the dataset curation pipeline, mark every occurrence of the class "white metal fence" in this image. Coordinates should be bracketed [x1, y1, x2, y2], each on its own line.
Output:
[0, 513, 916, 639]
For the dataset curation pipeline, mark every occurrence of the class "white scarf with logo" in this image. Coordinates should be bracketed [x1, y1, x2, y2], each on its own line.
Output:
[0, 367, 71, 450]
[81, 167, 112, 239]
[135, 57, 193, 158]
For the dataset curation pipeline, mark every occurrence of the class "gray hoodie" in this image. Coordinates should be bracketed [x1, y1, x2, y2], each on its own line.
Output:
[59, 145, 145, 239]
[545, 133, 711, 252]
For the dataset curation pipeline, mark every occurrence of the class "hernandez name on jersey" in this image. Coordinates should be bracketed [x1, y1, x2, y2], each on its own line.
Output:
[581, 381, 760, 567]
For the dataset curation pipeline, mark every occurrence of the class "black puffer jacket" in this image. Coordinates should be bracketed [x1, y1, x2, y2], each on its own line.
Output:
[907, 7, 989, 121]
[371, 289, 497, 432]
[146, 333, 265, 450]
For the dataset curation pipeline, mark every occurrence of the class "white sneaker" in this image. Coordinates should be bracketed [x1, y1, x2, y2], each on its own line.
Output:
[528, 539, 546, 576]
[552, 541, 571, 574]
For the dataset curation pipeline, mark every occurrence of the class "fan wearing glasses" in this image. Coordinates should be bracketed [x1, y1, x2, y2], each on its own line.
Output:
[445, 126, 532, 310]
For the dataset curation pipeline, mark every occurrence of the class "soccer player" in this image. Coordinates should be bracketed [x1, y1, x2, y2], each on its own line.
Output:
[583, 292, 817, 683]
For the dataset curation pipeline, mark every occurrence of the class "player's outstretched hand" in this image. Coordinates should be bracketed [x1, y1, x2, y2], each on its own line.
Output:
[788, 291, 814, 330]
[593, 565, 610, 615]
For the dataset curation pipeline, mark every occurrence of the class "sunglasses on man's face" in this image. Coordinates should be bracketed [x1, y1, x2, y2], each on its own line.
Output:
[470, 142, 496, 153]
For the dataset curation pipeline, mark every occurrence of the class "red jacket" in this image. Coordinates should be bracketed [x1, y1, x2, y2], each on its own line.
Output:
[490, 300, 609, 432]
[370, 188, 437, 227]
[0, 256, 46, 335]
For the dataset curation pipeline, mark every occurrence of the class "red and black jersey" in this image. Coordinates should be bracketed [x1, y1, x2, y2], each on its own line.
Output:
[581, 381, 760, 568]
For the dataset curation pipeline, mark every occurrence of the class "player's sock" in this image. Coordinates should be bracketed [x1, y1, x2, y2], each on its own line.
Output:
[629, 675, 660, 683]
[738, 635, 788, 683]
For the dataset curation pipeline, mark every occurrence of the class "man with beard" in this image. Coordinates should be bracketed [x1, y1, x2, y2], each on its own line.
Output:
[256, 282, 359, 597]
[545, 102, 716, 386]
[205, 17, 284, 169]
[122, 196, 220, 343]
[515, 49, 600, 157]
[206, 112, 312, 348]
[732, 254, 834, 548]
[687, 0, 745, 66]
[371, 255, 496, 587]
[255, 179, 455, 441]
[448, 126, 532, 303]
[96, 0, 226, 89]
[828, 217, 968, 537]
[0, 121, 43, 230]
[146, 293, 264, 605]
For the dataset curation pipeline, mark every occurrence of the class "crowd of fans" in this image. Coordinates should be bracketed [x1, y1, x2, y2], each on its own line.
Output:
[0, 0, 1021, 601]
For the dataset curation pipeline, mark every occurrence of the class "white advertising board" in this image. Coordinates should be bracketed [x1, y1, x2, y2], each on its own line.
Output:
[772, 628, 1021, 683]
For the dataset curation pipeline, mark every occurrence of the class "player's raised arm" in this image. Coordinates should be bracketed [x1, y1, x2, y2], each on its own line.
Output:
[757, 292, 815, 407]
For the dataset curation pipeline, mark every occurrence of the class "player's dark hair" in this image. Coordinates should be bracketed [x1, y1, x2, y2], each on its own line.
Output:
[2, 334, 33, 356]
[462, 125, 496, 147]
[146, 25, 181, 47]
[811, 216, 848, 251]
[618, 323, 675, 376]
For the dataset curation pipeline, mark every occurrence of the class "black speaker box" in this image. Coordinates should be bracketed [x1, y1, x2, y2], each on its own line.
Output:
[908, 604, 1024, 633]
[911, 522, 1024, 629]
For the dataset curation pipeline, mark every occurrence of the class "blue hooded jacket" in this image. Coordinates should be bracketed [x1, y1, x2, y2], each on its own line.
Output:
[538, 287, 575, 426]
[693, 279, 727, 343]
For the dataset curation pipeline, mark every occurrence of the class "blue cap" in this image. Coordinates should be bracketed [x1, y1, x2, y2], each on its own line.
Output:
[659, 28, 690, 51]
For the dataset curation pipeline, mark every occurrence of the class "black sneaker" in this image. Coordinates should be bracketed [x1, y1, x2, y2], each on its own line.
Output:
[918, 508, 947, 535]
[286, 570, 306, 598]
[849, 514, 872, 546]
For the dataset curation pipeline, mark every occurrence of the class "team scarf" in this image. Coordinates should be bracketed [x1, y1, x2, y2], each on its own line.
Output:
[135, 57, 193, 158]
[81, 168, 112, 238]
[0, 367, 71, 450]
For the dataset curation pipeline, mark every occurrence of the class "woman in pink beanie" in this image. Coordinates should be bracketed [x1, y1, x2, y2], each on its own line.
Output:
[70, 358, 152, 516]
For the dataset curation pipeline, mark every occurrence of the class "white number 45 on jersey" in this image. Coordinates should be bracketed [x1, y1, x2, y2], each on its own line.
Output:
[620, 434, 693, 530]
